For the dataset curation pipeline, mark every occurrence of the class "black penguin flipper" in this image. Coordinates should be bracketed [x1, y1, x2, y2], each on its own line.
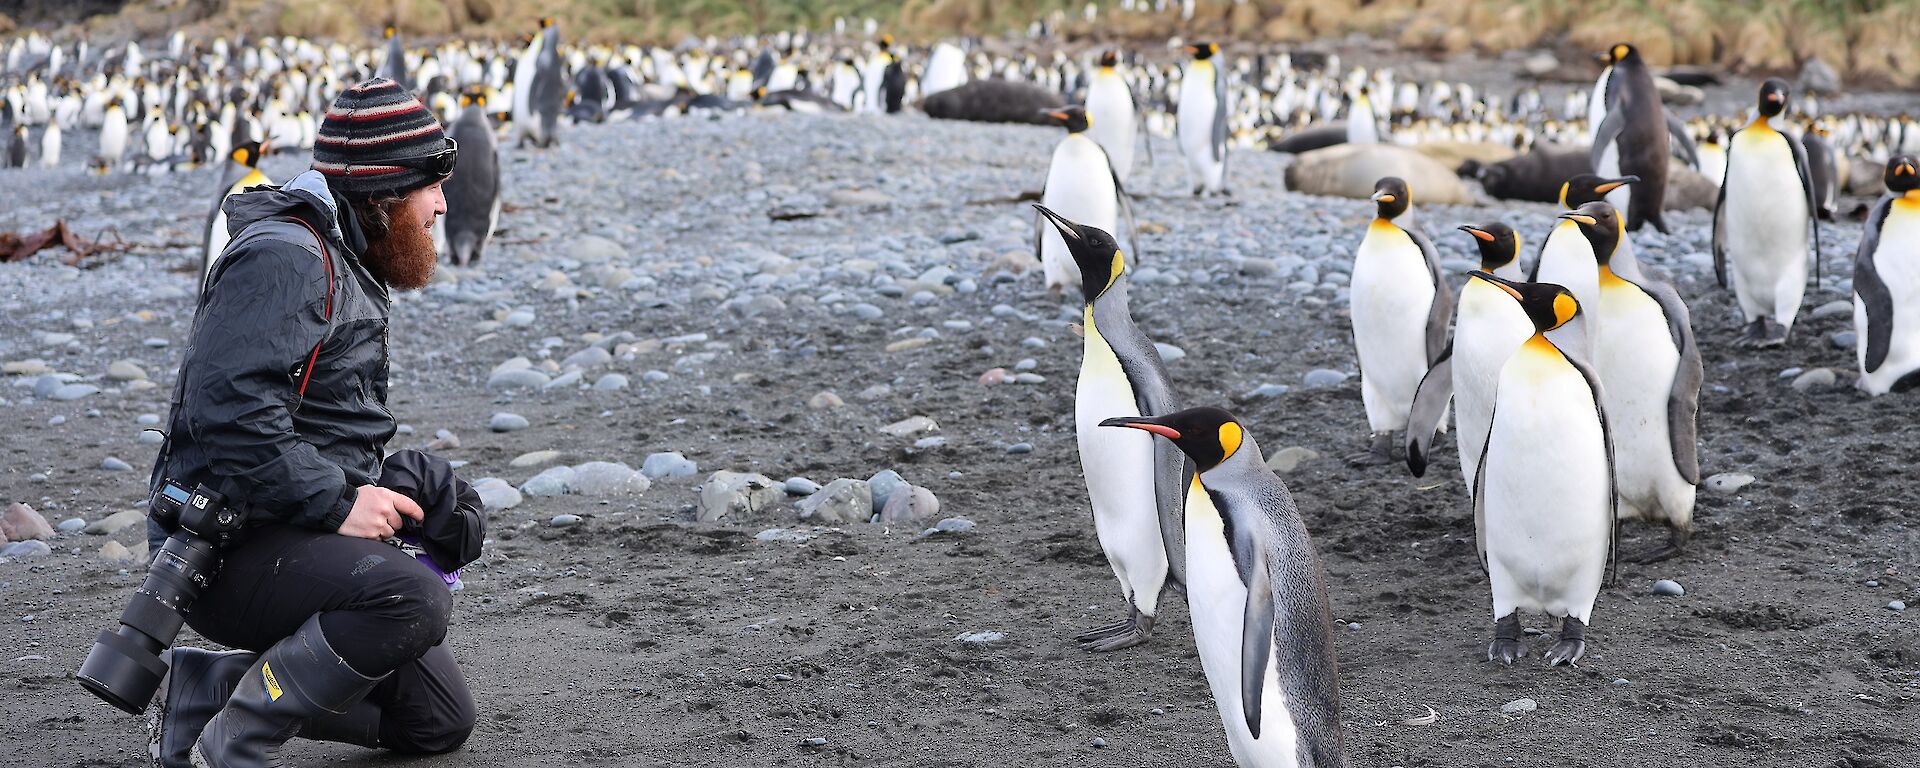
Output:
[1856, 197, 1896, 373]
[1472, 423, 1492, 573]
[1211, 63, 1228, 165]
[1665, 112, 1698, 168]
[1589, 110, 1627, 178]
[1405, 346, 1453, 478]
[1636, 276, 1704, 485]
[1239, 557, 1275, 739]
[1785, 130, 1822, 284]
[1711, 158, 1731, 288]
[1407, 226, 1454, 366]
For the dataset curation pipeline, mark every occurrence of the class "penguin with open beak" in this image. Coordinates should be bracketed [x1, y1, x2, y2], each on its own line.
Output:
[1034, 204, 1189, 652]
[1101, 407, 1348, 766]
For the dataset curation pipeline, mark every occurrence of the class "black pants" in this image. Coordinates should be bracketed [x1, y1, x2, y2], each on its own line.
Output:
[187, 524, 476, 753]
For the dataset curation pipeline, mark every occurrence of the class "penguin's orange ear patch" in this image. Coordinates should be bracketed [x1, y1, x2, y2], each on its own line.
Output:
[1218, 421, 1243, 461]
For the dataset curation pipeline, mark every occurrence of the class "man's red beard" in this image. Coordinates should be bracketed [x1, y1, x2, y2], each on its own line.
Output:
[362, 212, 437, 290]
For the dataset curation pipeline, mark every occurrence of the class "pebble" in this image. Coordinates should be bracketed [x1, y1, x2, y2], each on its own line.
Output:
[877, 485, 941, 524]
[562, 346, 613, 370]
[84, 508, 146, 535]
[801, 737, 828, 748]
[783, 477, 822, 496]
[503, 310, 536, 327]
[1652, 579, 1686, 597]
[2, 503, 54, 541]
[1265, 446, 1320, 473]
[1612, 678, 1632, 686]
[807, 391, 845, 409]
[977, 368, 1013, 386]
[867, 470, 907, 512]
[1240, 383, 1291, 400]
[56, 518, 87, 533]
[49, 384, 100, 401]
[549, 514, 582, 527]
[100, 457, 133, 471]
[543, 371, 583, 390]
[0, 541, 52, 559]
[509, 450, 562, 468]
[696, 471, 779, 520]
[923, 517, 975, 535]
[471, 478, 523, 510]
[521, 466, 575, 497]
[1809, 300, 1852, 319]
[489, 413, 531, 433]
[954, 631, 1005, 643]
[1889, 601, 1906, 611]
[1500, 698, 1538, 714]
[1013, 358, 1038, 372]
[143, 338, 169, 348]
[1154, 343, 1185, 362]
[885, 337, 931, 353]
[98, 541, 141, 564]
[1791, 368, 1837, 392]
[1089, 737, 1108, 748]
[138, 431, 165, 446]
[641, 370, 670, 383]
[570, 462, 652, 497]
[487, 369, 551, 392]
[136, 413, 162, 426]
[106, 360, 147, 382]
[1020, 337, 1047, 349]
[1006, 442, 1034, 454]
[913, 436, 947, 450]
[1014, 373, 1045, 384]
[1704, 472, 1755, 494]
[878, 416, 937, 437]
[641, 452, 699, 479]
[1304, 369, 1348, 388]
[755, 528, 813, 543]
[592, 373, 629, 391]
[1830, 330, 1857, 349]
[48, 416, 66, 426]
[796, 478, 872, 524]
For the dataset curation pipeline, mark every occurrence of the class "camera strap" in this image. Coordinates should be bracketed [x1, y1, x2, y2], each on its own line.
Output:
[281, 216, 335, 404]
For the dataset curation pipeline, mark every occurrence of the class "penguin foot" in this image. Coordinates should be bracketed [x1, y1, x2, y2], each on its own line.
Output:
[1344, 433, 1394, 467]
[1545, 618, 1587, 667]
[1076, 609, 1153, 652]
[1630, 527, 1690, 564]
[1488, 614, 1524, 665]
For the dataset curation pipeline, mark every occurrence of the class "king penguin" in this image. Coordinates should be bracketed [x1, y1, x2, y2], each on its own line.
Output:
[1177, 42, 1228, 197]
[1473, 271, 1615, 667]
[1590, 44, 1694, 233]
[201, 141, 270, 292]
[1563, 201, 1702, 563]
[1527, 173, 1641, 363]
[378, 27, 408, 90]
[1853, 156, 1920, 395]
[1714, 78, 1819, 348]
[441, 89, 501, 267]
[39, 122, 60, 168]
[1035, 204, 1189, 653]
[516, 19, 563, 148]
[94, 99, 127, 174]
[1347, 176, 1453, 465]
[1406, 223, 1532, 494]
[1085, 50, 1138, 187]
[5, 125, 24, 168]
[1101, 407, 1347, 768]
[1037, 106, 1133, 294]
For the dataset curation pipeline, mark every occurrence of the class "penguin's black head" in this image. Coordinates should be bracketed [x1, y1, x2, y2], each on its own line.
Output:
[384, 26, 396, 39]
[1371, 176, 1411, 220]
[1559, 173, 1637, 208]
[1457, 222, 1519, 272]
[1887, 155, 1920, 194]
[1034, 204, 1125, 305]
[1603, 43, 1636, 66]
[1041, 105, 1091, 133]
[1185, 43, 1219, 60]
[879, 34, 894, 51]
[1101, 407, 1245, 473]
[1099, 50, 1120, 68]
[1757, 79, 1789, 118]
[1560, 201, 1622, 265]
[1472, 271, 1580, 334]
[231, 140, 262, 167]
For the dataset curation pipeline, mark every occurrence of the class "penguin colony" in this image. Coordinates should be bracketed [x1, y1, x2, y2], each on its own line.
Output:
[3, 18, 1919, 764]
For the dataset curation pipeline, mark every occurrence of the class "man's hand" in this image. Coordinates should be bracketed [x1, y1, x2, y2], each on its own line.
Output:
[338, 485, 425, 540]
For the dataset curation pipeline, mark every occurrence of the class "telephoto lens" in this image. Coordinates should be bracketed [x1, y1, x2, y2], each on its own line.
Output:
[75, 483, 230, 715]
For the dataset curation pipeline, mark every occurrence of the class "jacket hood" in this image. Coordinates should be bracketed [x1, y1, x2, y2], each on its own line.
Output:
[223, 169, 367, 254]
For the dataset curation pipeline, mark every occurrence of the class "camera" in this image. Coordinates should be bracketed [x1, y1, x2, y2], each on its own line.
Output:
[75, 481, 245, 715]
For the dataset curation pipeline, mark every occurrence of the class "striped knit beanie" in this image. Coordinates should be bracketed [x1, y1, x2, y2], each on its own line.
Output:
[312, 77, 448, 199]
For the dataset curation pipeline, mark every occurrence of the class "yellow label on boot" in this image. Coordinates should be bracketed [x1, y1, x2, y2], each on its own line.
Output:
[261, 662, 283, 701]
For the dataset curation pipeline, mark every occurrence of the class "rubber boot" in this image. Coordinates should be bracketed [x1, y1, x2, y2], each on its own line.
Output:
[190, 614, 385, 767]
[298, 699, 382, 748]
[150, 648, 257, 768]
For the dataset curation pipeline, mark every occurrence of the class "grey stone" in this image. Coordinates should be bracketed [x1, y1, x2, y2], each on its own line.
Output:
[489, 413, 531, 433]
[569, 235, 625, 263]
[1809, 300, 1852, 319]
[100, 457, 133, 471]
[1791, 368, 1837, 392]
[1154, 343, 1185, 362]
[867, 470, 907, 512]
[138, 431, 165, 446]
[755, 528, 814, 542]
[562, 346, 613, 370]
[1704, 472, 1754, 494]
[143, 338, 170, 348]
[593, 373, 629, 391]
[571, 462, 651, 497]
[641, 370, 670, 383]
[487, 369, 551, 392]
[521, 466, 575, 497]
[549, 514, 582, 527]
[1500, 698, 1538, 714]
[542, 371, 583, 390]
[877, 485, 940, 524]
[0, 540, 52, 559]
[1890, 601, 1907, 611]
[807, 391, 845, 409]
[503, 309, 537, 327]
[697, 471, 780, 521]
[1830, 331, 1857, 349]
[641, 452, 699, 479]
[879, 416, 937, 437]
[81, 508, 144, 535]
[56, 518, 86, 533]
[933, 517, 975, 533]
[1652, 579, 1685, 597]
[1014, 373, 1045, 384]
[98, 540, 142, 564]
[509, 450, 562, 468]
[50, 384, 100, 401]
[1304, 369, 1348, 388]
[1089, 737, 1107, 748]
[1240, 383, 1291, 400]
[472, 477, 522, 510]
[796, 479, 872, 524]
[783, 477, 822, 496]
[136, 414, 162, 426]
[954, 630, 1005, 643]
[1266, 446, 1321, 473]
[106, 360, 147, 381]
[1006, 442, 1034, 455]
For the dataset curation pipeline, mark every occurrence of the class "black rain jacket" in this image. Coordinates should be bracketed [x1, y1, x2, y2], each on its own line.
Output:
[147, 170, 395, 552]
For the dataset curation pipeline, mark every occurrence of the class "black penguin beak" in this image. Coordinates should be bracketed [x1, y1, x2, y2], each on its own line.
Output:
[1470, 270, 1526, 301]
[1033, 204, 1082, 242]
[1099, 416, 1182, 440]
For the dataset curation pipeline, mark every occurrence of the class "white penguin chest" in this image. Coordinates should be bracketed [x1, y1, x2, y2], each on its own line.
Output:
[1593, 280, 1680, 449]
[1183, 483, 1299, 763]
[1864, 202, 1920, 377]
[1725, 128, 1809, 240]
[1350, 222, 1435, 355]
[1178, 65, 1217, 150]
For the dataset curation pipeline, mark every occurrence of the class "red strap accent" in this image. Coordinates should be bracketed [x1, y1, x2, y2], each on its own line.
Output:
[285, 217, 333, 400]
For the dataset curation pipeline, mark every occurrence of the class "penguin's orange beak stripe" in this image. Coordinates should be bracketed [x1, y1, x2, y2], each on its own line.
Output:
[1101, 419, 1182, 439]
[1463, 227, 1494, 242]
[1561, 213, 1598, 225]
[1898, 164, 1915, 177]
